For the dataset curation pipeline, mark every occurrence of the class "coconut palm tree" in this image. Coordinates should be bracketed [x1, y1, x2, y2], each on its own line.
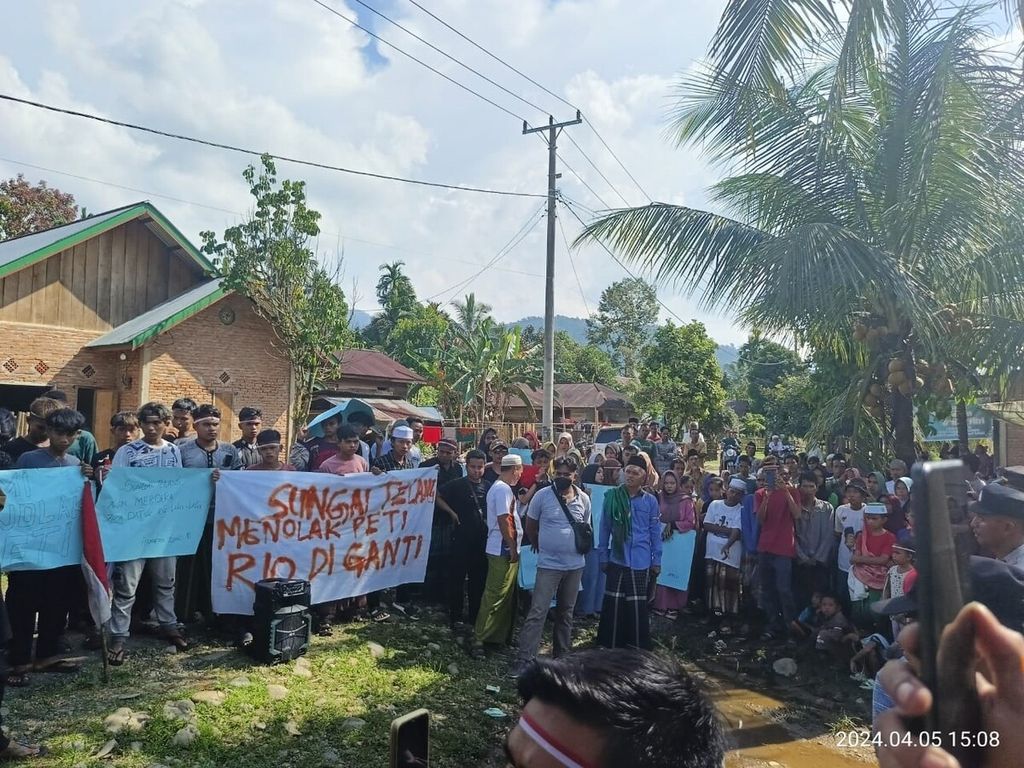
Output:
[451, 292, 493, 335]
[580, 0, 1024, 463]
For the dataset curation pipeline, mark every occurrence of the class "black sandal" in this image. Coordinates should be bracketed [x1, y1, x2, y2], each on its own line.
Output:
[107, 645, 127, 667]
[4, 672, 29, 688]
[369, 609, 390, 623]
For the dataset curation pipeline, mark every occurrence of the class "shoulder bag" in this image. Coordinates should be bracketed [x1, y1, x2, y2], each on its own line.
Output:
[554, 487, 594, 555]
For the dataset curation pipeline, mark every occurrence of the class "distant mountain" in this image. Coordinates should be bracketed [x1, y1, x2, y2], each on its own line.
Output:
[349, 309, 375, 329]
[507, 315, 741, 370]
[506, 315, 590, 342]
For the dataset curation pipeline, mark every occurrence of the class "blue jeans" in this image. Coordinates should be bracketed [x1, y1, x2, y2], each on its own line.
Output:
[758, 552, 796, 630]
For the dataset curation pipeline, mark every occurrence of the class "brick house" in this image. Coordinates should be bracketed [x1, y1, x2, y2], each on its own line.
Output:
[0, 202, 293, 449]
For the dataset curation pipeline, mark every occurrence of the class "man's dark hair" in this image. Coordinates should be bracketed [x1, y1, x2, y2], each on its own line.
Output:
[737, 455, 751, 466]
[819, 591, 841, 604]
[745, 441, 756, 449]
[347, 412, 372, 427]
[628, 417, 640, 425]
[407, 417, 424, 428]
[46, 408, 86, 434]
[0, 408, 15, 443]
[138, 402, 172, 423]
[338, 424, 359, 441]
[194, 404, 221, 421]
[553, 456, 578, 473]
[110, 411, 139, 429]
[798, 471, 819, 486]
[172, 398, 198, 413]
[238, 406, 262, 421]
[832, 452, 846, 463]
[686, 448, 700, 458]
[42, 388, 69, 403]
[517, 649, 724, 768]
[465, 449, 487, 463]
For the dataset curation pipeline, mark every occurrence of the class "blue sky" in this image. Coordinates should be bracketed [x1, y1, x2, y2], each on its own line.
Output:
[0, 0, 748, 341]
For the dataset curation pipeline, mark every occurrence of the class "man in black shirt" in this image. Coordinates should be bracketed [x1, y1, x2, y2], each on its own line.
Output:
[232, 406, 262, 468]
[419, 439, 465, 603]
[436, 449, 490, 633]
[5, 397, 60, 463]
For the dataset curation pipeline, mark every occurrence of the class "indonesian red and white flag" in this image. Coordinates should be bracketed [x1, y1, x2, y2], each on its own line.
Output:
[80, 482, 111, 628]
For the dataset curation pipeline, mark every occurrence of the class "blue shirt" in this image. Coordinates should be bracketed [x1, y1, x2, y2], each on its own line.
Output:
[598, 490, 663, 570]
[740, 494, 760, 553]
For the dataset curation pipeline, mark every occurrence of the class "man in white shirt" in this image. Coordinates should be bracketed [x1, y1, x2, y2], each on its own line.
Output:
[834, 479, 868, 588]
[971, 482, 1024, 570]
[475, 454, 524, 647]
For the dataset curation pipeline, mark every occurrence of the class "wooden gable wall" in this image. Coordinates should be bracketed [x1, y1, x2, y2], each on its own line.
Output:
[0, 220, 205, 332]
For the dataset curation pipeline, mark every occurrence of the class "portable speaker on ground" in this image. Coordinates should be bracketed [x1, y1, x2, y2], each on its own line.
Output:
[249, 578, 312, 664]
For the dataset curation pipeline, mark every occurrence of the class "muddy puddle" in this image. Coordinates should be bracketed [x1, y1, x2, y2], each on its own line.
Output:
[706, 679, 876, 767]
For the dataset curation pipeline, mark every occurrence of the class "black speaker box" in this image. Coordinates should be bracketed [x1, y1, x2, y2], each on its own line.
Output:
[249, 578, 312, 664]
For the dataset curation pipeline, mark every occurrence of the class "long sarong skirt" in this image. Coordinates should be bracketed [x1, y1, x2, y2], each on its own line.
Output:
[596, 564, 651, 650]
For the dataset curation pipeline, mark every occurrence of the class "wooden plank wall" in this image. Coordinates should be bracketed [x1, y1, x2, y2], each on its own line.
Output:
[0, 220, 205, 331]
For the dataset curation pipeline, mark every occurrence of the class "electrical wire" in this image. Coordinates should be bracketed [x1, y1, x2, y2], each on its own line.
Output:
[424, 202, 547, 302]
[557, 152, 613, 210]
[345, 0, 548, 119]
[558, 196, 690, 327]
[309, 0, 527, 123]
[556, 206, 591, 316]
[402, 0, 653, 203]
[403, 0, 579, 114]
[564, 132, 631, 206]
[0, 94, 545, 199]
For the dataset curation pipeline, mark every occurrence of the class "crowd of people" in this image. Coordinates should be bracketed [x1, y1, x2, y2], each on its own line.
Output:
[2, 399, 1024, 764]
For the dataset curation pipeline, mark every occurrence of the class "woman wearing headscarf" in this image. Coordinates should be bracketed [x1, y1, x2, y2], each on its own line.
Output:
[885, 476, 912, 534]
[651, 472, 696, 620]
[554, 432, 575, 459]
[865, 471, 888, 503]
[522, 431, 540, 451]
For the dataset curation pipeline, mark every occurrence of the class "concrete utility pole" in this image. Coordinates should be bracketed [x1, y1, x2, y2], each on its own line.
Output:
[523, 112, 581, 441]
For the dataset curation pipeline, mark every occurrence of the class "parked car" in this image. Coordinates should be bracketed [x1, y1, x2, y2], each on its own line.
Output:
[593, 425, 627, 458]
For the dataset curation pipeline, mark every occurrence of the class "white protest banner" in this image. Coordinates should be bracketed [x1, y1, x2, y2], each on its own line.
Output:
[211, 468, 437, 615]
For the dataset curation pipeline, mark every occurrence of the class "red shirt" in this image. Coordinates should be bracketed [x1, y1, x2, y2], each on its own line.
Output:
[754, 487, 799, 557]
[861, 527, 896, 558]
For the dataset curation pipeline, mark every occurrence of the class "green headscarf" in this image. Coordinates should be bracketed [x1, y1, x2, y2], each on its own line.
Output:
[605, 485, 632, 560]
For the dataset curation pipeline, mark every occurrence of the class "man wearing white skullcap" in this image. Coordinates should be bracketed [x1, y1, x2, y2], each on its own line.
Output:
[371, 425, 415, 475]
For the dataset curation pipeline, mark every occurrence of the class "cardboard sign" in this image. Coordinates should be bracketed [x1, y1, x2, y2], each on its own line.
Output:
[0, 467, 84, 570]
[657, 529, 697, 591]
[211, 468, 437, 615]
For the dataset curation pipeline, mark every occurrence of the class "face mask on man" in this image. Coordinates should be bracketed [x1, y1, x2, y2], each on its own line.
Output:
[553, 476, 573, 494]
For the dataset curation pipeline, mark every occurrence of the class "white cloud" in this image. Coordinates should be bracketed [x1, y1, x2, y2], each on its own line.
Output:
[0, 0, 746, 344]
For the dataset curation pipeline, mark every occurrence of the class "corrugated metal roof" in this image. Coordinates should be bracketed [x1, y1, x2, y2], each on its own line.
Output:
[0, 201, 214, 279]
[312, 395, 440, 424]
[0, 205, 134, 272]
[85, 279, 227, 349]
[331, 349, 425, 384]
[520, 382, 632, 409]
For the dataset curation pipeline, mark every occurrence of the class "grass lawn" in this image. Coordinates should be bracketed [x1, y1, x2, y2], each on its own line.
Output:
[7, 608, 551, 768]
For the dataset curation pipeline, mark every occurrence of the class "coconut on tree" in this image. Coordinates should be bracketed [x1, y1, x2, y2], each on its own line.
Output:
[581, 0, 1024, 464]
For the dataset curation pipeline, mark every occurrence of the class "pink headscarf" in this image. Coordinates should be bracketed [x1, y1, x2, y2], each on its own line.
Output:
[658, 471, 696, 533]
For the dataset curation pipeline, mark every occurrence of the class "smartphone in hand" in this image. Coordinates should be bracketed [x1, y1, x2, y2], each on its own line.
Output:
[390, 709, 429, 768]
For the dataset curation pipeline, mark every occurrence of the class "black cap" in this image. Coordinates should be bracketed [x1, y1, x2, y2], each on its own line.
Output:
[975, 482, 1024, 521]
[874, 557, 1024, 634]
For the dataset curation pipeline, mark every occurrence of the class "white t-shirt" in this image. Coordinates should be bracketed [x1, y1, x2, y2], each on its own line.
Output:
[113, 439, 182, 468]
[704, 499, 743, 569]
[835, 504, 865, 572]
[485, 479, 523, 557]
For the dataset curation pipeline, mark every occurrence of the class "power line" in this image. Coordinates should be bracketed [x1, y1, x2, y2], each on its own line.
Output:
[564, 132, 631, 206]
[558, 196, 690, 327]
[344, 0, 548, 119]
[0, 93, 544, 199]
[0, 156, 544, 280]
[403, 0, 579, 114]
[583, 119, 653, 204]
[402, 0, 653, 203]
[309, 0, 527, 123]
[424, 202, 547, 302]
[557, 151, 613, 210]
[556, 206, 591, 316]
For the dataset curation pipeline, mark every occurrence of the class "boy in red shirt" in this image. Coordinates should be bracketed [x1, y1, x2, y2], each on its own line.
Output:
[849, 502, 896, 627]
[755, 461, 801, 639]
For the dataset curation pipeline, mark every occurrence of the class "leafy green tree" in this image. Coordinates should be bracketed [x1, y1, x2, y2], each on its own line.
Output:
[0, 174, 78, 239]
[387, 303, 451, 376]
[363, 261, 418, 346]
[201, 155, 351, 429]
[633, 321, 726, 434]
[763, 372, 815, 440]
[553, 331, 619, 386]
[451, 293, 492, 335]
[585, 277, 659, 376]
[583, 1, 1024, 464]
[734, 335, 805, 415]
